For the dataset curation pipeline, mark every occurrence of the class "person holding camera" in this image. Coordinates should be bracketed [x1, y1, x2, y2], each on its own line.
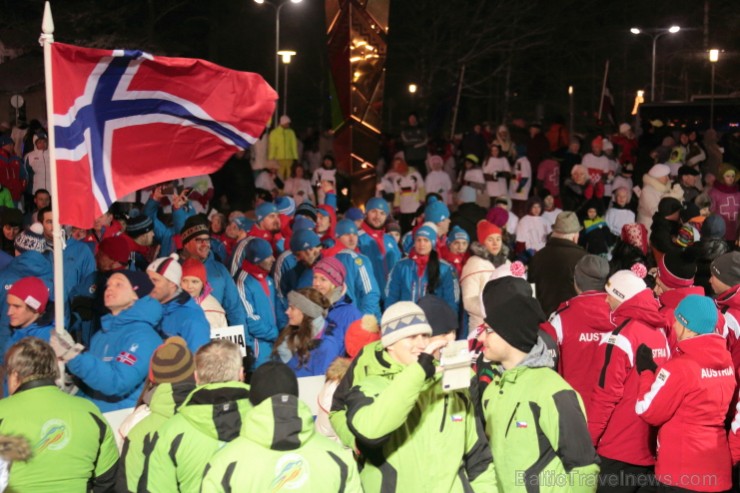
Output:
[335, 301, 497, 492]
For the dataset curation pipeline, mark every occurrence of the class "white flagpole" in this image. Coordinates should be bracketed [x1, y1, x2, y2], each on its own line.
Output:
[40, 1, 65, 335]
[597, 59, 609, 121]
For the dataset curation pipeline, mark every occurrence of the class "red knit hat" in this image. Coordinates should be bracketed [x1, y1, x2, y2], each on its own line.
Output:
[345, 315, 380, 358]
[181, 258, 207, 285]
[313, 257, 346, 287]
[98, 236, 131, 265]
[476, 220, 502, 244]
[8, 277, 49, 313]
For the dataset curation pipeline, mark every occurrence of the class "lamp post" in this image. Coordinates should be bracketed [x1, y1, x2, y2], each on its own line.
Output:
[709, 49, 719, 130]
[278, 50, 296, 117]
[408, 83, 417, 94]
[254, 0, 302, 126]
[630, 26, 680, 102]
[568, 85, 574, 137]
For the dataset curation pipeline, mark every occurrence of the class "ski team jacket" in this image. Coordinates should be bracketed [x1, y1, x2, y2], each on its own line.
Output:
[540, 290, 613, 413]
[203, 252, 247, 328]
[715, 284, 740, 371]
[333, 248, 381, 319]
[0, 311, 54, 366]
[144, 381, 252, 492]
[385, 257, 460, 314]
[657, 285, 707, 353]
[202, 394, 362, 492]
[0, 381, 118, 492]
[588, 289, 670, 466]
[67, 296, 164, 412]
[337, 342, 498, 493]
[235, 267, 278, 368]
[158, 291, 211, 352]
[637, 334, 735, 492]
[357, 228, 401, 305]
[481, 341, 600, 493]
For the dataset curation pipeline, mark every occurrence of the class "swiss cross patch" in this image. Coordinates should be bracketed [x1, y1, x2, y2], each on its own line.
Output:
[116, 351, 137, 366]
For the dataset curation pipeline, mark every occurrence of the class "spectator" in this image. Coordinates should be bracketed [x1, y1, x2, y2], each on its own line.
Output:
[482, 143, 511, 206]
[357, 197, 402, 305]
[268, 115, 299, 181]
[400, 113, 429, 177]
[515, 197, 549, 255]
[637, 164, 683, 230]
[120, 214, 155, 271]
[23, 131, 50, 193]
[708, 165, 740, 242]
[677, 165, 701, 206]
[509, 154, 533, 217]
[605, 187, 635, 237]
[425, 155, 453, 205]
[561, 164, 595, 220]
[0, 208, 22, 256]
[181, 257, 227, 330]
[441, 225, 470, 277]
[312, 256, 361, 351]
[693, 215, 729, 293]
[1, 276, 53, 363]
[391, 157, 425, 233]
[649, 197, 683, 261]
[284, 161, 315, 206]
[709, 253, 740, 370]
[450, 186, 488, 242]
[580, 199, 613, 256]
[311, 155, 337, 205]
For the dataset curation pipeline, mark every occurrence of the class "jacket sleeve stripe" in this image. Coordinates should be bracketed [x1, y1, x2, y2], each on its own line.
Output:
[731, 398, 740, 433]
[549, 314, 564, 344]
[236, 271, 260, 321]
[725, 313, 740, 339]
[597, 319, 631, 388]
[326, 451, 348, 493]
[221, 462, 236, 493]
[635, 368, 671, 415]
[553, 390, 599, 471]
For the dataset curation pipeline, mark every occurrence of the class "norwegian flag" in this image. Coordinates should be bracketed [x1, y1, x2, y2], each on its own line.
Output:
[51, 42, 277, 228]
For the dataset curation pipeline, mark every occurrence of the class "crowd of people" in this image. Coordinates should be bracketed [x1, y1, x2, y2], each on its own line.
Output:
[0, 113, 740, 491]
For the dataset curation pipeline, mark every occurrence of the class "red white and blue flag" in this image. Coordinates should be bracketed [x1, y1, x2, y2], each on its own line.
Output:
[51, 42, 277, 228]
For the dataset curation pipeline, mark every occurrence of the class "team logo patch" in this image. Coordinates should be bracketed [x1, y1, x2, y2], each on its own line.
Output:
[271, 453, 309, 491]
[36, 419, 71, 452]
[116, 351, 137, 366]
[355, 258, 363, 266]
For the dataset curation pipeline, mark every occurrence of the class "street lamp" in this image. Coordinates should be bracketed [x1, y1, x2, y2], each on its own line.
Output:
[278, 50, 296, 117]
[709, 49, 719, 130]
[408, 83, 417, 94]
[568, 85, 574, 136]
[630, 25, 681, 102]
[254, 0, 303, 126]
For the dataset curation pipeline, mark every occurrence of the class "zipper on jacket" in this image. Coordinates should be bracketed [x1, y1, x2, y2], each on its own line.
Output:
[505, 402, 520, 437]
[440, 395, 449, 432]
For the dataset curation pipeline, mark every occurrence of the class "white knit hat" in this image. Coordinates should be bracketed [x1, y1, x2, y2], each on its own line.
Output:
[648, 164, 670, 178]
[147, 253, 182, 286]
[380, 302, 432, 348]
[605, 270, 646, 303]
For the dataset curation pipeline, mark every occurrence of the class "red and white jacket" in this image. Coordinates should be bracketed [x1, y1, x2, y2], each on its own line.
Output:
[637, 334, 735, 492]
[657, 285, 705, 353]
[588, 289, 669, 466]
[715, 285, 740, 371]
[540, 290, 613, 413]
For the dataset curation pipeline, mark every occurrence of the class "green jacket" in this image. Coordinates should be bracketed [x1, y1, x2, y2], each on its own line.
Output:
[144, 381, 251, 493]
[268, 126, 299, 161]
[481, 339, 600, 493]
[0, 380, 118, 492]
[202, 394, 362, 492]
[334, 342, 498, 493]
[118, 381, 195, 492]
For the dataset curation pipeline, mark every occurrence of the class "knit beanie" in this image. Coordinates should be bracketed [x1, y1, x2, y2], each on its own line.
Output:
[414, 224, 438, 245]
[180, 215, 210, 245]
[574, 255, 610, 292]
[620, 223, 649, 256]
[380, 301, 432, 348]
[487, 208, 509, 228]
[701, 215, 726, 239]
[115, 270, 154, 298]
[481, 276, 543, 353]
[345, 207, 364, 221]
[292, 215, 316, 233]
[290, 229, 320, 252]
[605, 270, 646, 303]
[345, 315, 380, 358]
[674, 295, 718, 335]
[275, 196, 296, 217]
[249, 361, 299, 406]
[447, 225, 470, 246]
[231, 216, 253, 233]
[98, 236, 131, 265]
[365, 197, 390, 215]
[552, 211, 582, 234]
[8, 276, 49, 313]
[424, 201, 450, 224]
[711, 252, 740, 287]
[658, 250, 697, 289]
[149, 336, 196, 384]
[457, 186, 477, 204]
[657, 197, 682, 217]
[126, 214, 154, 238]
[476, 220, 501, 244]
[255, 202, 278, 222]
[2, 208, 22, 227]
[418, 294, 458, 337]
[313, 257, 346, 287]
[245, 238, 273, 264]
[295, 202, 318, 222]
[181, 258, 207, 284]
[147, 253, 182, 286]
[335, 219, 358, 237]
[14, 224, 47, 254]
[386, 222, 401, 235]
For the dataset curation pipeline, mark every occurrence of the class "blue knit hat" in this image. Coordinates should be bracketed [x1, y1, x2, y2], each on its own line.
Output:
[414, 224, 437, 245]
[295, 202, 318, 221]
[255, 202, 278, 222]
[674, 295, 718, 335]
[345, 207, 364, 221]
[447, 225, 470, 246]
[245, 238, 273, 264]
[292, 216, 316, 233]
[336, 219, 358, 237]
[275, 196, 296, 217]
[424, 200, 450, 224]
[290, 230, 320, 252]
[231, 216, 253, 232]
[366, 197, 390, 214]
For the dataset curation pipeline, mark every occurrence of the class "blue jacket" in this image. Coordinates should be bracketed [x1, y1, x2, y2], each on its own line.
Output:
[326, 295, 361, 350]
[202, 253, 246, 328]
[67, 296, 163, 412]
[334, 249, 381, 319]
[0, 252, 54, 351]
[228, 237, 250, 277]
[283, 322, 345, 378]
[158, 291, 211, 352]
[273, 251, 313, 327]
[68, 270, 117, 346]
[0, 250, 12, 271]
[143, 198, 193, 256]
[235, 268, 278, 368]
[385, 257, 460, 313]
[358, 229, 401, 305]
[0, 311, 54, 365]
[44, 238, 96, 303]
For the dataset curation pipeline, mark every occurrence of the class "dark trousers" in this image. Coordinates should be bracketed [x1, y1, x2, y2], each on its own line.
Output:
[597, 456, 657, 493]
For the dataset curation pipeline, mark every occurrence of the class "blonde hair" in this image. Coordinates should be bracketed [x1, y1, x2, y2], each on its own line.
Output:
[194, 339, 242, 384]
[5, 337, 58, 384]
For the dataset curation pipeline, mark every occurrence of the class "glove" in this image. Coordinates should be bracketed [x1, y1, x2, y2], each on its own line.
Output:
[50, 330, 85, 362]
[635, 343, 657, 374]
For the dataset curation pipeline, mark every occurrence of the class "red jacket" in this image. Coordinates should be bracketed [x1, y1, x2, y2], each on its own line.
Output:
[637, 334, 735, 491]
[715, 285, 740, 371]
[588, 289, 669, 465]
[658, 286, 706, 354]
[541, 291, 612, 412]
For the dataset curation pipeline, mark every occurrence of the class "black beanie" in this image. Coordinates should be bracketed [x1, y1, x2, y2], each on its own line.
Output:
[249, 362, 299, 406]
[657, 197, 682, 217]
[180, 214, 210, 245]
[481, 277, 544, 353]
[661, 249, 697, 287]
[418, 294, 458, 337]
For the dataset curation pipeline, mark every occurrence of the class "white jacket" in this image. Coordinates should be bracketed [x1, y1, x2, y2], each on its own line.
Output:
[637, 174, 684, 229]
[460, 253, 497, 333]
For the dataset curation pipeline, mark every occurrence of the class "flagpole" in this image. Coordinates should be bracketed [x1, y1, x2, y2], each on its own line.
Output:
[597, 59, 609, 121]
[40, 1, 65, 335]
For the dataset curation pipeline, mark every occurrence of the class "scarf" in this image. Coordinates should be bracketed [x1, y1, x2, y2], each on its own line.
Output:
[361, 221, 386, 255]
[409, 251, 430, 277]
[241, 260, 271, 298]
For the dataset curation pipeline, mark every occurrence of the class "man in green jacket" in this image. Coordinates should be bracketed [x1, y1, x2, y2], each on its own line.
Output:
[477, 276, 600, 492]
[335, 301, 498, 493]
[0, 337, 118, 492]
[268, 115, 299, 181]
[144, 339, 251, 492]
[118, 336, 196, 492]
[202, 361, 362, 492]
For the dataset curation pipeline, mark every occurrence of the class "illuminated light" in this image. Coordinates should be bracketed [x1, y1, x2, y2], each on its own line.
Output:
[709, 49, 719, 62]
[408, 83, 417, 94]
[637, 90, 645, 98]
[341, 188, 349, 196]
[568, 85, 573, 95]
[669, 26, 680, 33]
[630, 27, 641, 34]
[277, 50, 296, 64]
[349, 56, 362, 63]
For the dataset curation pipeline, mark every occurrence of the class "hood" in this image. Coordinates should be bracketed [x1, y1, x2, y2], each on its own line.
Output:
[326, 357, 351, 381]
[613, 289, 665, 328]
[469, 241, 509, 266]
[103, 296, 163, 332]
[642, 174, 671, 193]
[149, 381, 196, 418]
[515, 337, 554, 370]
[8, 251, 53, 280]
[179, 381, 251, 441]
[563, 292, 612, 329]
[242, 394, 314, 450]
[676, 333, 733, 369]
[163, 290, 191, 314]
[659, 286, 704, 310]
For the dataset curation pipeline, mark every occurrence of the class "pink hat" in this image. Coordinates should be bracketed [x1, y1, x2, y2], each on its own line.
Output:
[313, 257, 346, 287]
[8, 277, 49, 313]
